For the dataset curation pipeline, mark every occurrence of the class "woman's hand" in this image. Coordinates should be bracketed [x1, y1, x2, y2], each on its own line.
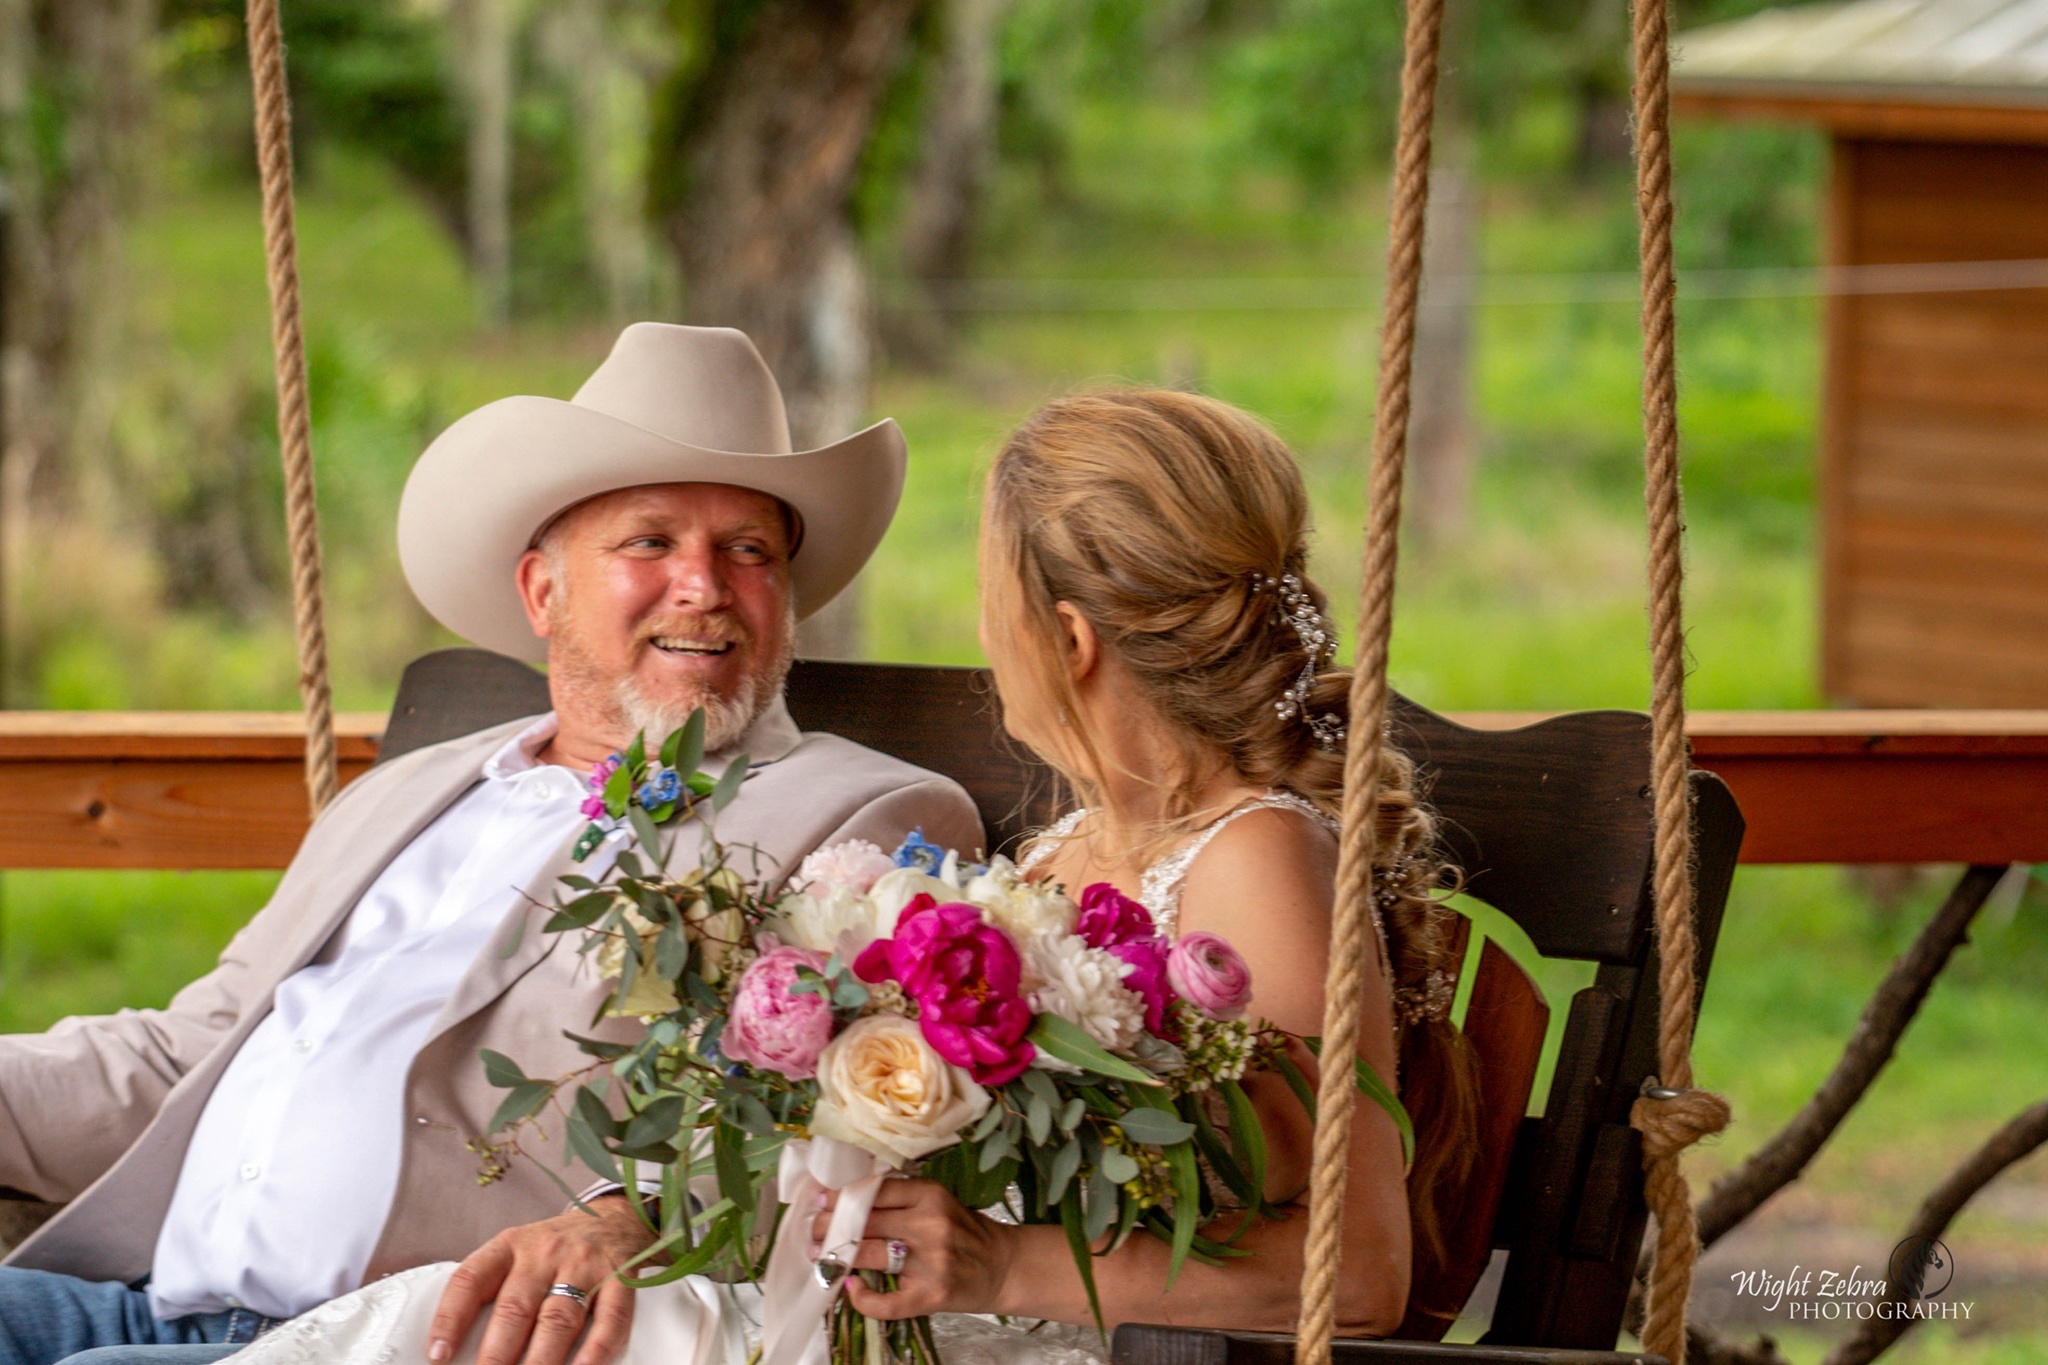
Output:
[810, 1177, 1017, 1319]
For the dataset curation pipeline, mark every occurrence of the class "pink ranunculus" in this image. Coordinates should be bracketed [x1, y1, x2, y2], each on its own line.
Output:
[579, 795, 608, 820]
[855, 897, 1036, 1085]
[1075, 883, 1156, 950]
[1166, 932, 1254, 1020]
[721, 943, 836, 1080]
[1109, 937, 1174, 1036]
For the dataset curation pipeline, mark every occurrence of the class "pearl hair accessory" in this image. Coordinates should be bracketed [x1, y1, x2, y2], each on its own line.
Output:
[1254, 572, 1347, 750]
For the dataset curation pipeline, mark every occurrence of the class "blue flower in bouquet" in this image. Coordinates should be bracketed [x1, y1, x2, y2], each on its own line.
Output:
[891, 829, 946, 874]
[637, 767, 684, 807]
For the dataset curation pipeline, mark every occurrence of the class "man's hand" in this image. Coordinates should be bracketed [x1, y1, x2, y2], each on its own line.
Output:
[427, 1194, 656, 1365]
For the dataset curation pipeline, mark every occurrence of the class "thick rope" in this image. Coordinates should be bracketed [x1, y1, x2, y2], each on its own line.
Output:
[1626, 2, 1729, 1362]
[246, 0, 339, 814]
[1293, 2, 1445, 1361]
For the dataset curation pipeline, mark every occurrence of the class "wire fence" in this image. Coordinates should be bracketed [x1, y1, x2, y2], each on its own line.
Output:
[879, 256, 2048, 313]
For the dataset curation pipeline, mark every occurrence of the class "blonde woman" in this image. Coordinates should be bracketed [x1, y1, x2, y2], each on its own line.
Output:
[805, 389, 1480, 1358]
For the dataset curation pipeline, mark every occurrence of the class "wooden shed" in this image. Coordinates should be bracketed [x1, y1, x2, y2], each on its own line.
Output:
[1675, 0, 2048, 708]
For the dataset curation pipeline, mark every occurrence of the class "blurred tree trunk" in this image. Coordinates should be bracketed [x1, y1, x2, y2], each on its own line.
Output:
[454, 0, 516, 324]
[0, 0, 155, 633]
[542, 0, 654, 320]
[666, 0, 927, 660]
[1571, 0, 1630, 180]
[1409, 0, 1476, 548]
[890, 0, 1011, 367]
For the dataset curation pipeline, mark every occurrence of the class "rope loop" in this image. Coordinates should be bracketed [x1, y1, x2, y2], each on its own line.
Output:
[1631, 1086, 1732, 1162]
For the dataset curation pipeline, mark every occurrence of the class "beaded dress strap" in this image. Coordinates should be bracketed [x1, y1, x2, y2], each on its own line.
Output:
[1139, 790, 1340, 940]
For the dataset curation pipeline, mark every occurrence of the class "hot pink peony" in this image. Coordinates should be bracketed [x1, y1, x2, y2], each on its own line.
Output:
[721, 943, 835, 1080]
[855, 896, 1036, 1085]
[1075, 883, 1156, 950]
[1108, 937, 1174, 1035]
[1166, 932, 1253, 1020]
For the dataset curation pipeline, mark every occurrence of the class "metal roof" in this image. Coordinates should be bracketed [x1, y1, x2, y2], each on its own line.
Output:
[1675, 0, 2048, 101]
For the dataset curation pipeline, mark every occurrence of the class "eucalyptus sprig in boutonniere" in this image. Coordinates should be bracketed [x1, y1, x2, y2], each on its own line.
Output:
[571, 709, 750, 863]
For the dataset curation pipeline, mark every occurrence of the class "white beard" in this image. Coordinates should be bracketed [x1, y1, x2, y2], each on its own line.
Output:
[609, 603, 796, 753]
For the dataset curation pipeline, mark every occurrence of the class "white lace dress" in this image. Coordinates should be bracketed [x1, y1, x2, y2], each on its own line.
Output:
[221, 793, 1337, 1365]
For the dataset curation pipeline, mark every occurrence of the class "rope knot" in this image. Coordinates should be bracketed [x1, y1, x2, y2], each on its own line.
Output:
[1630, 1084, 1731, 1160]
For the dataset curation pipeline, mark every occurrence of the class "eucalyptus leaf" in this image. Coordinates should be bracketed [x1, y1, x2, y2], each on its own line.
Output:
[1083, 1169, 1118, 1243]
[628, 804, 663, 858]
[654, 924, 690, 980]
[479, 1049, 527, 1089]
[674, 710, 706, 778]
[971, 1103, 1007, 1143]
[623, 1095, 688, 1151]
[711, 755, 749, 811]
[488, 1080, 550, 1134]
[1059, 1097, 1087, 1133]
[1099, 1146, 1139, 1185]
[1026, 1093, 1053, 1147]
[1047, 1136, 1082, 1205]
[1115, 1107, 1195, 1147]
[566, 1107, 622, 1183]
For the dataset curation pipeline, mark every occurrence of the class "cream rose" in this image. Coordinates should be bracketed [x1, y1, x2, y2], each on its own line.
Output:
[810, 1015, 992, 1164]
[965, 857, 1076, 942]
[595, 904, 674, 1018]
[763, 883, 885, 957]
[866, 868, 957, 931]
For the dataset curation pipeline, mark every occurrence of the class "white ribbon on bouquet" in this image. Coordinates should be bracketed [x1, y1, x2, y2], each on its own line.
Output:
[758, 1135, 895, 1365]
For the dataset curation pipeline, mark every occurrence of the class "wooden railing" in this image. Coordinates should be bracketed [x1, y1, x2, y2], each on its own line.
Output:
[2, 710, 2045, 869]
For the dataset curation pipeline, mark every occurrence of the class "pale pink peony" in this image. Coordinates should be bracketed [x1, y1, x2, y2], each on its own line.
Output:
[722, 943, 835, 1079]
[794, 838, 899, 896]
[1166, 932, 1253, 1020]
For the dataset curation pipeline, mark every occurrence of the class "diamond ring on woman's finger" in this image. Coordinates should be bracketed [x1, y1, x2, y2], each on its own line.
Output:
[884, 1239, 909, 1276]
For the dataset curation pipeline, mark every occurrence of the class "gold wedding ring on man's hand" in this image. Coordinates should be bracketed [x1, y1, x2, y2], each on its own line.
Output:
[546, 1283, 591, 1309]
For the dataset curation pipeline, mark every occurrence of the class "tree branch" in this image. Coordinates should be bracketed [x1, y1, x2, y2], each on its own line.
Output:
[1822, 1096, 2048, 1365]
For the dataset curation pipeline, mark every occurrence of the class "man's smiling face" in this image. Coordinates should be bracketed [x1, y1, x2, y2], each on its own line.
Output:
[518, 481, 797, 756]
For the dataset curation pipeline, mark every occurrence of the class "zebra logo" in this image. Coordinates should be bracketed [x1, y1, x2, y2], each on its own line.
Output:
[1889, 1237, 1953, 1300]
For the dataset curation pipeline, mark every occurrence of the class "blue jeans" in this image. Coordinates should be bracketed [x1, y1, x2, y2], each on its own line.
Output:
[0, 1267, 281, 1365]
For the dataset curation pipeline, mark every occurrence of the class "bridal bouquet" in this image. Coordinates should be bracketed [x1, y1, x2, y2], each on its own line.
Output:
[483, 714, 1409, 1365]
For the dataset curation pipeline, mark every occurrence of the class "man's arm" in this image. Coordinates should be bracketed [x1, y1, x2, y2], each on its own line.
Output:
[0, 903, 273, 1201]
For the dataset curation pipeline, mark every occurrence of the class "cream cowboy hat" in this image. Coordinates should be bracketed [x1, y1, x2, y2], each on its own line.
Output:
[399, 323, 905, 662]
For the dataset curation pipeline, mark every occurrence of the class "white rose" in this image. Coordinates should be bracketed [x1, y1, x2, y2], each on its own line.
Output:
[810, 1015, 992, 1164]
[867, 868, 957, 930]
[965, 857, 1076, 942]
[1020, 930, 1147, 1056]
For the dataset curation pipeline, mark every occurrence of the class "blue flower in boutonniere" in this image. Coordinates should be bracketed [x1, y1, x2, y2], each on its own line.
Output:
[568, 709, 750, 863]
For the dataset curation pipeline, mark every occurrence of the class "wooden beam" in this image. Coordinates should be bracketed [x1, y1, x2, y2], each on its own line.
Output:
[1674, 87, 2048, 145]
[2, 712, 2047, 869]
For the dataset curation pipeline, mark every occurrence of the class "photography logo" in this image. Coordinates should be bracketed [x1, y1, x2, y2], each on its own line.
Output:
[1888, 1237, 1952, 1301]
[1728, 1239, 1972, 1322]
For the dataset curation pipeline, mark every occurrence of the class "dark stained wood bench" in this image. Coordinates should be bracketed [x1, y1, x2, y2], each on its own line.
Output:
[384, 649, 1743, 1363]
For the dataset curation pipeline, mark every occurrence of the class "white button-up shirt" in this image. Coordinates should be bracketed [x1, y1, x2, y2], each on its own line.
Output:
[149, 715, 605, 1321]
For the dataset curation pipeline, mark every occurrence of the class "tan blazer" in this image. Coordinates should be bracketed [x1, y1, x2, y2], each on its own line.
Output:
[0, 697, 983, 1287]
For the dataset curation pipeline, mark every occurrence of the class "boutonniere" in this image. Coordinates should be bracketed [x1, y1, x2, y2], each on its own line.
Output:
[572, 709, 749, 862]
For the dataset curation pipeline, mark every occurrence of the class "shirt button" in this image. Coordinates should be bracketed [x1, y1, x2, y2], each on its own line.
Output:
[225, 1296, 242, 1308]
[415, 1114, 431, 1126]
[292, 1038, 313, 1054]
[240, 1163, 260, 1181]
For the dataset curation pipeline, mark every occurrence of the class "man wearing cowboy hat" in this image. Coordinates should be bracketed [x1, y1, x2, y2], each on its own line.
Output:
[0, 325, 982, 1365]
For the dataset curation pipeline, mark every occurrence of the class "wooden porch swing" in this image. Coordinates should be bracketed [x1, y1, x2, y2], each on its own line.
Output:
[243, 1, 1738, 1363]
